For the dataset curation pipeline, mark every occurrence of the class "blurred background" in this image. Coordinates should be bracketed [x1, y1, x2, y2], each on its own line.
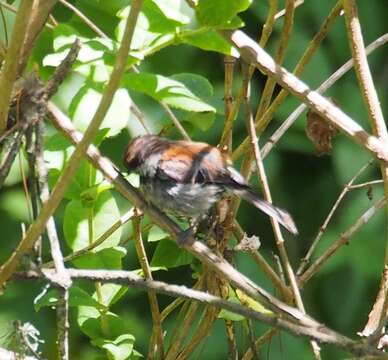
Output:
[0, 0, 387, 358]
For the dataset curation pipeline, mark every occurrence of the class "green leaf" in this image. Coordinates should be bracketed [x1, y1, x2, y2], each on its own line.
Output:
[64, 191, 122, 252]
[78, 309, 128, 340]
[123, 73, 216, 113]
[116, 1, 186, 52]
[182, 29, 239, 56]
[196, 0, 252, 28]
[34, 286, 102, 312]
[69, 85, 130, 137]
[92, 284, 128, 307]
[151, 239, 193, 268]
[94, 334, 135, 360]
[147, 225, 170, 242]
[72, 246, 127, 270]
[183, 111, 215, 131]
[171, 73, 213, 99]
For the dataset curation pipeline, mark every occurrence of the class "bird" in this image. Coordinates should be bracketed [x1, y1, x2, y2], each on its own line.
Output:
[123, 135, 298, 241]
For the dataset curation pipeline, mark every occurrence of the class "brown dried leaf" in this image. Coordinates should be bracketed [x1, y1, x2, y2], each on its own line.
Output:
[306, 108, 339, 155]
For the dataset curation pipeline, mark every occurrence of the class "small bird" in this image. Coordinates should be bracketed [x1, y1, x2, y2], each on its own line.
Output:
[123, 135, 298, 238]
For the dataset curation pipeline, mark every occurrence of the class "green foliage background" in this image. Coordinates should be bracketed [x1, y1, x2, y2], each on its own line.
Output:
[0, 0, 387, 359]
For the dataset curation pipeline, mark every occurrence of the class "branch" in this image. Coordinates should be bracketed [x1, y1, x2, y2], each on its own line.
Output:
[342, 0, 388, 337]
[224, 30, 388, 163]
[299, 197, 386, 285]
[0, 0, 34, 133]
[260, 33, 388, 161]
[14, 268, 383, 357]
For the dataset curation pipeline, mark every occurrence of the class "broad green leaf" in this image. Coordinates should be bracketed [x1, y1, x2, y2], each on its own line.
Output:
[72, 247, 127, 269]
[183, 111, 215, 131]
[48, 160, 104, 200]
[64, 191, 122, 252]
[92, 284, 128, 307]
[34, 286, 102, 312]
[116, 1, 186, 52]
[147, 225, 170, 242]
[69, 85, 130, 137]
[196, 0, 252, 28]
[151, 0, 191, 24]
[94, 334, 136, 360]
[182, 29, 239, 56]
[171, 73, 213, 99]
[123, 73, 215, 113]
[78, 309, 128, 340]
[151, 239, 193, 268]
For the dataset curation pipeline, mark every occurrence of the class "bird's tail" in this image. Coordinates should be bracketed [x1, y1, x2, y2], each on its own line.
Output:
[233, 189, 298, 235]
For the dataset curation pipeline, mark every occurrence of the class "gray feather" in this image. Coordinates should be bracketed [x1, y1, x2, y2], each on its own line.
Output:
[233, 189, 298, 235]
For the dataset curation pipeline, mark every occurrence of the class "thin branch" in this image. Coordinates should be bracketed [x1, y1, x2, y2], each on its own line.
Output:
[15, 268, 383, 358]
[17, 0, 58, 74]
[260, 33, 388, 161]
[58, 0, 109, 39]
[342, 0, 388, 337]
[219, 55, 236, 151]
[0, 0, 34, 134]
[36, 118, 71, 360]
[349, 180, 383, 190]
[44, 209, 135, 268]
[0, 0, 145, 287]
[132, 211, 164, 359]
[160, 101, 191, 140]
[225, 30, 388, 163]
[274, 0, 304, 19]
[242, 63, 321, 359]
[299, 197, 386, 286]
[297, 159, 374, 275]
[233, 1, 343, 161]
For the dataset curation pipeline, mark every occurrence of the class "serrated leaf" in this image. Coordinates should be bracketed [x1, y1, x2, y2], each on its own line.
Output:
[123, 73, 215, 113]
[151, 239, 193, 268]
[196, 0, 252, 28]
[64, 191, 122, 252]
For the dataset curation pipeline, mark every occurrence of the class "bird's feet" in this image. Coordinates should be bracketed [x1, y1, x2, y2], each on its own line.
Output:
[177, 227, 196, 246]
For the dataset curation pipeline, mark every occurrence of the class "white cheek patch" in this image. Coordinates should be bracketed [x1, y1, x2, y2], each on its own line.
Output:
[139, 153, 161, 177]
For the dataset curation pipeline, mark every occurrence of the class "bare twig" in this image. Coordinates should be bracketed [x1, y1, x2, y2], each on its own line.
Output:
[260, 33, 388, 161]
[0, 0, 145, 287]
[58, 0, 108, 39]
[342, 0, 388, 337]
[233, 1, 343, 161]
[297, 159, 374, 275]
[225, 30, 388, 163]
[36, 118, 71, 360]
[299, 197, 386, 285]
[242, 63, 321, 359]
[132, 211, 164, 359]
[274, 0, 304, 19]
[160, 101, 191, 141]
[349, 180, 383, 190]
[15, 268, 384, 357]
[17, 0, 58, 74]
[0, 0, 34, 133]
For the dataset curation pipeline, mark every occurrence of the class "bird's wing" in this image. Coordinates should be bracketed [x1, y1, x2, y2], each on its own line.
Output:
[158, 143, 228, 184]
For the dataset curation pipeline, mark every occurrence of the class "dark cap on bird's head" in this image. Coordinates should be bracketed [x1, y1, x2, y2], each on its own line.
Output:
[123, 135, 169, 171]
